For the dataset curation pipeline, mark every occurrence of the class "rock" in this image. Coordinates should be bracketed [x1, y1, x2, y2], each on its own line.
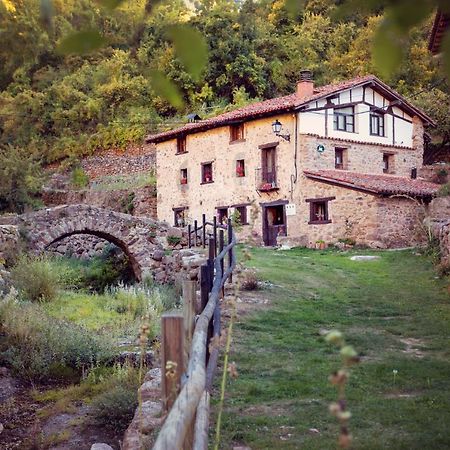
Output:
[350, 255, 381, 261]
[144, 367, 161, 383]
[167, 227, 183, 238]
[154, 271, 166, 284]
[152, 249, 165, 261]
[136, 401, 163, 434]
[0, 423, 3, 434]
[278, 244, 292, 251]
[0, 367, 9, 377]
[182, 255, 207, 269]
[91, 444, 114, 450]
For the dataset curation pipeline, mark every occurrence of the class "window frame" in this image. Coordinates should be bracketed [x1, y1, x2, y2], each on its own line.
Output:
[201, 161, 214, 184]
[382, 153, 395, 174]
[173, 206, 188, 227]
[180, 168, 188, 185]
[334, 147, 346, 170]
[370, 112, 385, 137]
[176, 136, 187, 154]
[306, 197, 335, 225]
[333, 106, 355, 133]
[216, 206, 229, 225]
[230, 123, 245, 143]
[234, 205, 249, 225]
[236, 159, 246, 177]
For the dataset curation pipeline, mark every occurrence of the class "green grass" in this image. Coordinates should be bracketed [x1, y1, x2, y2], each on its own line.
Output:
[43, 291, 132, 331]
[215, 247, 450, 450]
[90, 172, 156, 192]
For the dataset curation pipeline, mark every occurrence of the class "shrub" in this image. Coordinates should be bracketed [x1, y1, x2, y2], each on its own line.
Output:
[437, 183, 450, 197]
[167, 236, 181, 246]
[91, 368, 139, 432]
[0, 145, 44, 213]
[240, 269, 259, 291]
[71, 166, 90, 189]
[10, 255, 59, 302]
[0, 298, 113, 381]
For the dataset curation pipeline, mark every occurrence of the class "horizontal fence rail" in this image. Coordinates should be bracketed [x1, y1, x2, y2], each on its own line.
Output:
[153, 217, 237, 450]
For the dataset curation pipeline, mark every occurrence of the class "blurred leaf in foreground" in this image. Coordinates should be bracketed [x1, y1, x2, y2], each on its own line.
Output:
[40, 0, 53, 30]
[372, 20, 404, 78]
[148, 70, 184, 109]
[56, 30, 107, 55]
[167, 25, 208, 82]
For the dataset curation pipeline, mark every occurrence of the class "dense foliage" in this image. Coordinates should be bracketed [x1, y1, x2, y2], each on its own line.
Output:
[0, 0, 448, 168]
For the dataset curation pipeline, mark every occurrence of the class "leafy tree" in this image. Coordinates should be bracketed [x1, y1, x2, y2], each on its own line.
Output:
[0, 145, 44, 212]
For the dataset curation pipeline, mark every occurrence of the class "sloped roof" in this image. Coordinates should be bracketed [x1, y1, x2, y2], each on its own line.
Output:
[429, 9, 450, 54]
[146, 75, 434, 143]
[304, 169, 440, 198]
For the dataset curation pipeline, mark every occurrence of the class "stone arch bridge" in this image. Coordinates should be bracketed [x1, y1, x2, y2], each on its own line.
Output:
[8, 205, 183, 281]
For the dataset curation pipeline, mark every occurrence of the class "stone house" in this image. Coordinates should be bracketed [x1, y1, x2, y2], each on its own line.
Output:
[146, 72, 440, 248]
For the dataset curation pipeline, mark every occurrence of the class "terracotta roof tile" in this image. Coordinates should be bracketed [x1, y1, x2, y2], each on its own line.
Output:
[304, 169, 440, 198]
[146, 74, 434, 144]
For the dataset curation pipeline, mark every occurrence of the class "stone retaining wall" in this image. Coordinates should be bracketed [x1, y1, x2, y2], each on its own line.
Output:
[42, 186, 157, 219]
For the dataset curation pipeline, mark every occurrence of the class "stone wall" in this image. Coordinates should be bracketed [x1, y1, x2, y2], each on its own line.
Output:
[80, 144, 156, 179]
[42, 186, 157, 219]
[419, 164, 450, 184]
[0, 225, 20, 266]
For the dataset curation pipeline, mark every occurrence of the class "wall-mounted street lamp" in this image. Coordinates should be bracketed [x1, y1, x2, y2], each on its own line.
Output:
[271, 119, 290, 142]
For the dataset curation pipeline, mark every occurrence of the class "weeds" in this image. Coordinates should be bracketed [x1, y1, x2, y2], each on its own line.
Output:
[240, 269, 259, 291]
[10, 255, 59, 302]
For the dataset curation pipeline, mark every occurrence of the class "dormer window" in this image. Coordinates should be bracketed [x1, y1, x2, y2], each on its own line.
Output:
[370, 112, 385, 136]
[230, 123, 244, 142]
[333, 106, 355, 133]
[177, 136, 187, 154]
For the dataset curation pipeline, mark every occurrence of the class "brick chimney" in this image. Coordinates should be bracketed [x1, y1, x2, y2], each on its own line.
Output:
[296, 70, 314, 98]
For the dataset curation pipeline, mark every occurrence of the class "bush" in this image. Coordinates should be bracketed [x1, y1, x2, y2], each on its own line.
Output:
[0, 297, 113, 381]
[0, 145, 44, 213]
[240, 269, 259, 291]
[91, 367, 139, 433]
[10, 255, 59, 302]
[167, 236, 182, 246]
[71, 166, 90, 189]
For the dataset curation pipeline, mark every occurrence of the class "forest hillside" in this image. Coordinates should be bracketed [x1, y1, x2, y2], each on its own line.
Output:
[0, 0, 448, 210]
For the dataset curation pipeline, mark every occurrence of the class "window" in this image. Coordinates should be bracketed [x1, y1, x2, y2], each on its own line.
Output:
[176, 136, 187, 154]
[383, 153, 394, 174]
[230, 123, 244, 142]
[173, 207, 187, 227]
[306, 197, 335, 224]
[235, 206, 248, 225]
[180, 168, 188, 185]
[370, 112, 385, 136]
[236, 159, 245, 177]
[216, 207, 228, 225]
[201, 162, 213, 183]
[333, 106, 355, 133]
[335, 148, 347, 170]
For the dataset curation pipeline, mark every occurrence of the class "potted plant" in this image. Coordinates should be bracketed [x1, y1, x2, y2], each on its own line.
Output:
[315, 239, 326, 250]
[180, 177, 187, 185]
[236, 166, 245, 177]
[204, 171, 212, 182]
[260, 182, 272, 191]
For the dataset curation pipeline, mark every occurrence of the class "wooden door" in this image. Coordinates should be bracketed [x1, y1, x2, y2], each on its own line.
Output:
[261, 147, 276, 184]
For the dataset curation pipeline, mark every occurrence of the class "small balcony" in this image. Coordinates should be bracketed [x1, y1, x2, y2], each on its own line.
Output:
[255, 167, 279, 192]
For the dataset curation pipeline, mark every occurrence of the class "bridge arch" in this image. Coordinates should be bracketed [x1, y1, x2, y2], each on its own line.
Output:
[18, 205, 166, 281]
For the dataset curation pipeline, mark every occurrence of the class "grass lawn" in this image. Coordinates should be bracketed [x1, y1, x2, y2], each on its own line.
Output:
[215, 247, 450, 450]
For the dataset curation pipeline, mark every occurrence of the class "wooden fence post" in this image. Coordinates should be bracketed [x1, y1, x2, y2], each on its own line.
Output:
[183, 280, 196, 363]
[194, 220, 198, 247]
[213, 216, 218, 257]
[188, 224, 192, 248]
[202, 214, 206, 248]
[227, 218, 233, 283]
[161, 312, 185, 412]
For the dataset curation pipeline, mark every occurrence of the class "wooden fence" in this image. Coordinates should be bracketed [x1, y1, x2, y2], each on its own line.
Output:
[152, 217, 237, 450]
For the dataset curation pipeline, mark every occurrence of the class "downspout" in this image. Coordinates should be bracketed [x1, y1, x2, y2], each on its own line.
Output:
[290, 112, 299, 201]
